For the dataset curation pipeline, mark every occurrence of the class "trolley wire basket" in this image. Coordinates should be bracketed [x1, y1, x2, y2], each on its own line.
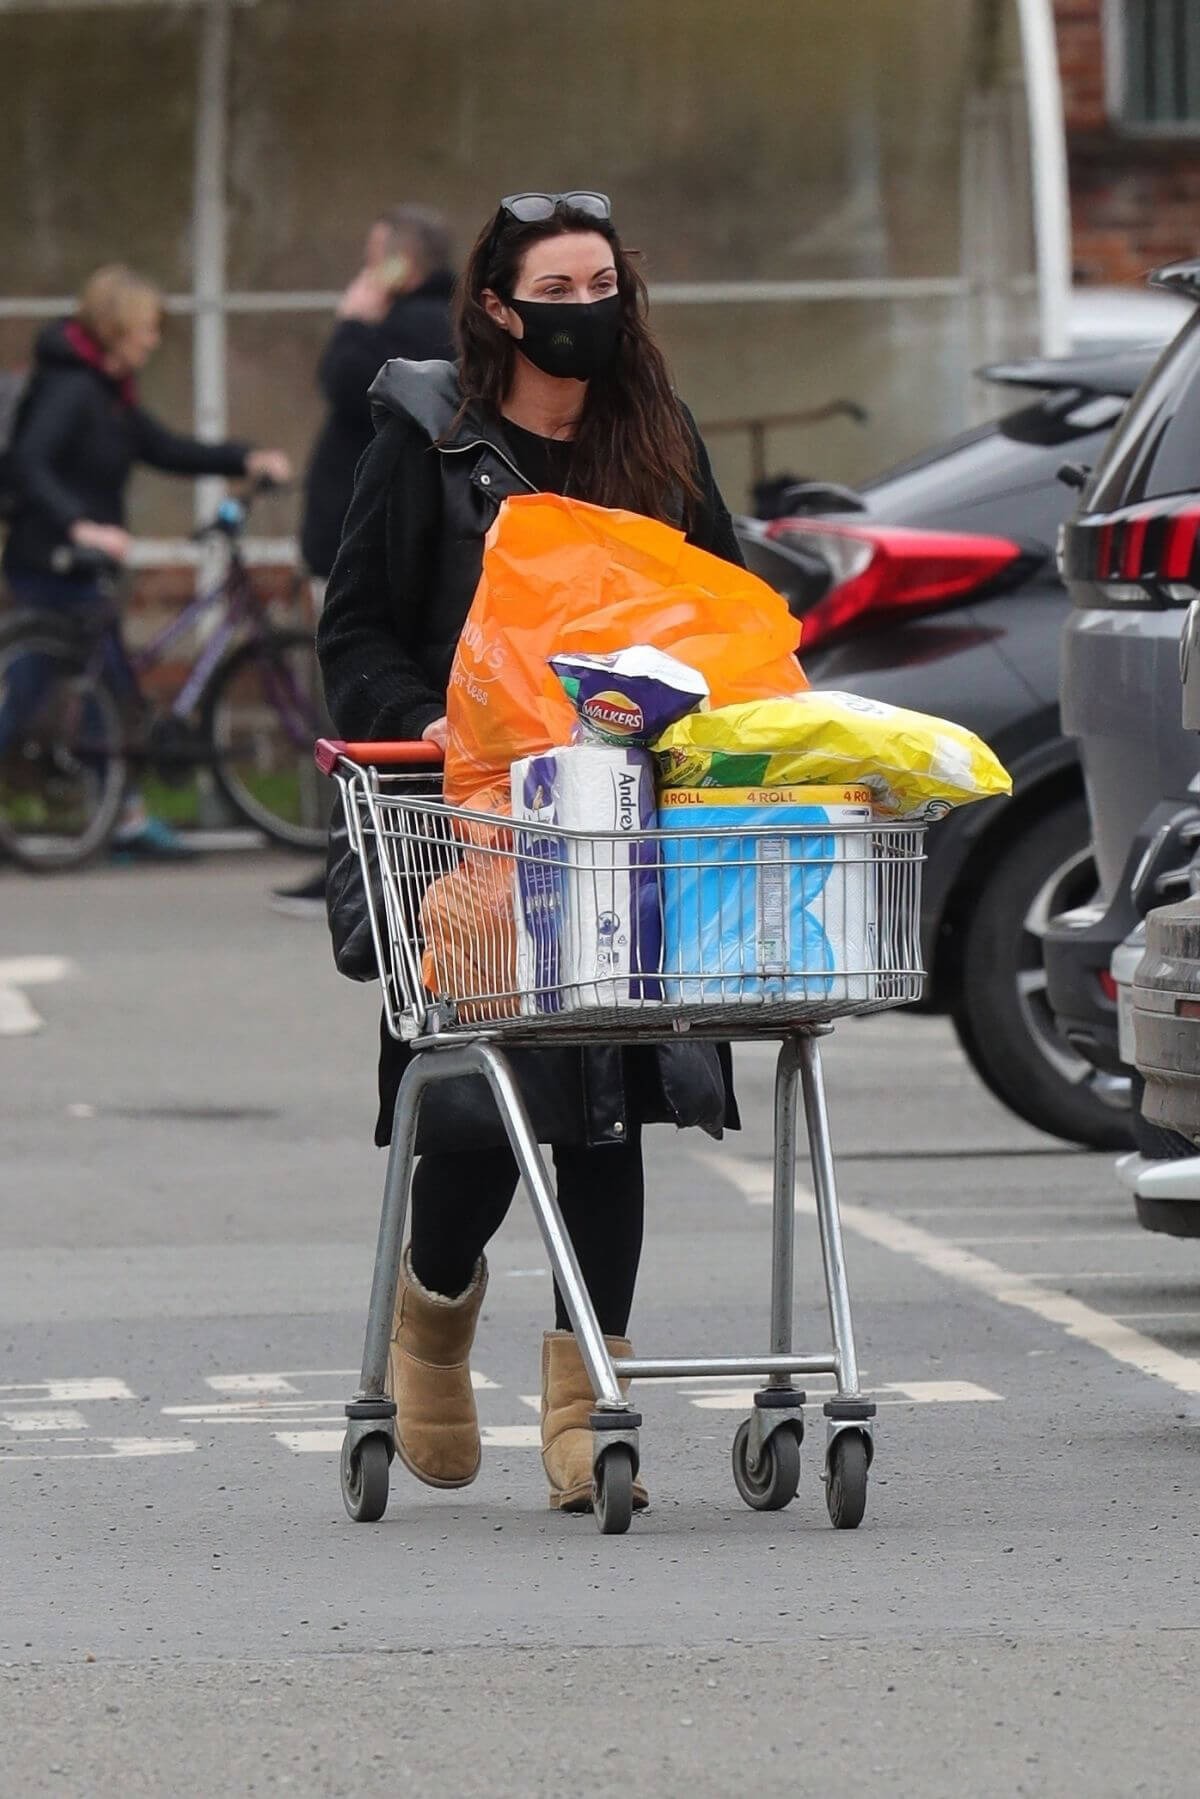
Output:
[318, 740, 925, 1045]
[316, 738, 927, 1536]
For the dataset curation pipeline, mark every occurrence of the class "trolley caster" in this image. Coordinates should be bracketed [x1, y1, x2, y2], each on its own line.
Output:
[731, 1416, 802, 1511]
[593, 1442, 637, 1536]
[824, 1428, 870, 1530]
[341, 1429, 391, 1523]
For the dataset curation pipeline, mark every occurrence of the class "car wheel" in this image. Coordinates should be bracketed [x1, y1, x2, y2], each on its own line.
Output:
[952, 799, 1134, 1149]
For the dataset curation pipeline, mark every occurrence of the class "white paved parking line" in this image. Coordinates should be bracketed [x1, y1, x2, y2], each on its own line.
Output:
[205, 1374, 302, 1395]
[0, 1378, 134, 1403]
[0, 1410, 88, 1433]
[684, 1380, 1001, 1410]
[722, 1154, 1200, 1401]
[0, 955, 72, 1037]
[0, 1437, 195, 1462]
[275, 1425, 541, 1454]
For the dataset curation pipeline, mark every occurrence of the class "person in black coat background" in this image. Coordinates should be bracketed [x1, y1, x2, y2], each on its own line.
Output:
[2, 264, 290, 853]
[299, 205, 455, 583]
[273, 207, 454, 912]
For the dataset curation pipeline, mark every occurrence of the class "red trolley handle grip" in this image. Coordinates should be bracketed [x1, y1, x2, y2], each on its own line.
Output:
[314, 737, 444, 775]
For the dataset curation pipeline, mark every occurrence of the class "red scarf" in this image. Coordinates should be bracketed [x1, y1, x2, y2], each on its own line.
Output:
[63, 320, 137, 407]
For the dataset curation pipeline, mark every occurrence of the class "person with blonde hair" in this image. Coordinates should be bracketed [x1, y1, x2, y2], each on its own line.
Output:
[2, 263, 289, 853]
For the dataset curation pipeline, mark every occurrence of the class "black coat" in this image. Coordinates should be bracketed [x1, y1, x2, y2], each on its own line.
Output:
[4, 320, 250, 579]
[299, 272, 455, 578]
[317, 357, 744, 1152]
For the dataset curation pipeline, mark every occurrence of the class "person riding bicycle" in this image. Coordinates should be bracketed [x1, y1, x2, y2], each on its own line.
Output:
[2, 264, 290, 853]
[317, 192, 744, 1515]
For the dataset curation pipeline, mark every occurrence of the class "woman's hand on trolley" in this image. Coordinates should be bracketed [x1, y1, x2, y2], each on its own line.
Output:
[421, 715, 449, 752]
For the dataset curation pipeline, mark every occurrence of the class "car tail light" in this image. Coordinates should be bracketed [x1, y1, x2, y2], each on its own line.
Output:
[764, 521, 1023, 650]
[1062, 504, 1200, 606]
[1098, 970, 1119, 1002]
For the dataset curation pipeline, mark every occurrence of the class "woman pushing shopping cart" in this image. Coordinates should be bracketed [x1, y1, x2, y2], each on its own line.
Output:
[316, 192, 997, 1533]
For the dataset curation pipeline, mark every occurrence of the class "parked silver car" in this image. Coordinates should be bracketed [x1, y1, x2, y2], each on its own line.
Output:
[1047, 262, 1200, 1154]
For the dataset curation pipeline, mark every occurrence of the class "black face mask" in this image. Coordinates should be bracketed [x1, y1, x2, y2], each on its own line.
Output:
[507, 294, 622, 381]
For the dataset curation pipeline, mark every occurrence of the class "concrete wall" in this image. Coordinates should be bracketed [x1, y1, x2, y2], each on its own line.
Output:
[1, 0, 1036, 539]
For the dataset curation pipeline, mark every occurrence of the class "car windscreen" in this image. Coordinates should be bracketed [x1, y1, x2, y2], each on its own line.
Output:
[1086, 310, 1200, 511]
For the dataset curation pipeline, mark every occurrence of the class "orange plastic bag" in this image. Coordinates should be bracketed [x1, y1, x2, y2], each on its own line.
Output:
[444, 494, 806, 810]
[419, 850, 519, 1022]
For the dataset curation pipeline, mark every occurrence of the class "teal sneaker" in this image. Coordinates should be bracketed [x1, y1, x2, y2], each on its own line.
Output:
[110, 816, 195, 859]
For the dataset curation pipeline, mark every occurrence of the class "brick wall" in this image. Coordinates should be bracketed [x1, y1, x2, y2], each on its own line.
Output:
[1055, 0, 1200, 283]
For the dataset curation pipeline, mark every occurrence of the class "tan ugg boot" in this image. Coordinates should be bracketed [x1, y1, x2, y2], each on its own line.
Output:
[387, 1250, 488, 1489]
[540, 1330, 649, 1513]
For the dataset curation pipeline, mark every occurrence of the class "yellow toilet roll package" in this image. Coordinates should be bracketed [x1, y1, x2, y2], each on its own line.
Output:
[653, 691, 1011, 821]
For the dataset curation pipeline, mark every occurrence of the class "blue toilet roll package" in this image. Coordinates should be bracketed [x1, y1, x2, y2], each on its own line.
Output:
[656, 786, 878, 1004]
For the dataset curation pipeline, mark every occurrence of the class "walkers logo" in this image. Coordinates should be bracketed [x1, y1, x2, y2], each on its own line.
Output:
[581, 689, 644, 738]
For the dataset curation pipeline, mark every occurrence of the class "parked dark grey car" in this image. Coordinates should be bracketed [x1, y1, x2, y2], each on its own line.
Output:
[739, 350, 1159, 1148]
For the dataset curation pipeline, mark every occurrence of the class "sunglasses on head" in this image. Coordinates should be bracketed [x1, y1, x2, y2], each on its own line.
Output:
[484, 191, 613, 270]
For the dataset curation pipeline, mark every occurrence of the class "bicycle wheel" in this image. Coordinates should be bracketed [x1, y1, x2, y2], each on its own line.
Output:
[0, 631, 127, 870]
[203, 629, 330, 850]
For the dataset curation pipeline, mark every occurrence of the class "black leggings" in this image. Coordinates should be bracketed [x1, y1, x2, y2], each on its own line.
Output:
[408, 1132, 644, 1336]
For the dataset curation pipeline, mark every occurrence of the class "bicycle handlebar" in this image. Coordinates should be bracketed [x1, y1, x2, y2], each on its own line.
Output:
[189, 475, 293, 543]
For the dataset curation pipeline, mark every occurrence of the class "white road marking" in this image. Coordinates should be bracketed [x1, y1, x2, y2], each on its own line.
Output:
[0, 955, 72, 1037]
[1, 1409, 88, 1432]
[274, 1424, 542, 1453]
[1112, 1311, 1200, 1323]
[206, 1373, 301, 1395]
[0, 1378, 134, 1403]
[724, 1155, 1200, 1402]
[950, 1232, 1140, 1246]
[0, 1437, 195, 1462]
[164, 1399, 342, 1418]
[686, 1381, 1001, 1411]
[274, 1430, 343, 1454]
[885, 1380, 1001, 1404]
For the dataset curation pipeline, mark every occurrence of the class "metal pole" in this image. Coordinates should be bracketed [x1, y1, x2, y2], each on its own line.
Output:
[797, 1033, 860, 1395]
[356, 1064, 423, 1397]
[1016, 0, 1072, 356]
[193, 0, 231, 535]
[769, 1037, 802, 1362]
[473, 1044, 627, 1410]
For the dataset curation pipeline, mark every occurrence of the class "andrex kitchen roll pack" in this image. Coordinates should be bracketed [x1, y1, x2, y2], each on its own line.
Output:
[510, 746, 663, 1013]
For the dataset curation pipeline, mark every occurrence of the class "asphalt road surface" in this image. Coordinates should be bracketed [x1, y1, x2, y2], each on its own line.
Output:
[5, 855, 1200, 1796]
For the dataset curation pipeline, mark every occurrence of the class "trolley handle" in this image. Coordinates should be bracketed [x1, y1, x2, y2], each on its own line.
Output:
[314, 737, 445, 776]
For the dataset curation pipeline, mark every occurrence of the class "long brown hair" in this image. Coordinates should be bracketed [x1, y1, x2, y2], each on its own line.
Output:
[452, 202, 701, 525]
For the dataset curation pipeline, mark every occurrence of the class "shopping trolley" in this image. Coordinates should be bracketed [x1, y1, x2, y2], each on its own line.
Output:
[316, 738, 926, 1536]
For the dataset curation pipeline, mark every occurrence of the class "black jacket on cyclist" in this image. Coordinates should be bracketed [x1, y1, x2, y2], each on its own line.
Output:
[317, 356, 746, 1155]
[3, 319, 250, 581]
[299, 271, 455, 580]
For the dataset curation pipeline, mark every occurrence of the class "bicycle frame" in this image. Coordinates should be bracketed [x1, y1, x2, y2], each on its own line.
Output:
[130, 557, 259, 719]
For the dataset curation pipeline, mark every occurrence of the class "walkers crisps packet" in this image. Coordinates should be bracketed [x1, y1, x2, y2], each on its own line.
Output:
[549, 645, 709, 746]
[653, 692, 1011, 821]
[443, 494, 805, 811]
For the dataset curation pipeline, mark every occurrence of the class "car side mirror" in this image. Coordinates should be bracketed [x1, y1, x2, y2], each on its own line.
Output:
[1056, 461, 1091, 491]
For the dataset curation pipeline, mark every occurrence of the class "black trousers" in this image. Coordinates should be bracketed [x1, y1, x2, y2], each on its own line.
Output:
[408, 1131, 644, 1336]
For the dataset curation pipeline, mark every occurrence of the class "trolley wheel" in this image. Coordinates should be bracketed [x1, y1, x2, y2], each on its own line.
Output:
[731, 1418, 802, 1511]
[341, 1431, 390, 1523]
[593, 1443, 636, 1536]
[825, 1430, 869, 1530]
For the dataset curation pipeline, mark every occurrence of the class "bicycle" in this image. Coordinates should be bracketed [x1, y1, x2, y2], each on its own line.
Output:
[0, 480, 329, 870]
